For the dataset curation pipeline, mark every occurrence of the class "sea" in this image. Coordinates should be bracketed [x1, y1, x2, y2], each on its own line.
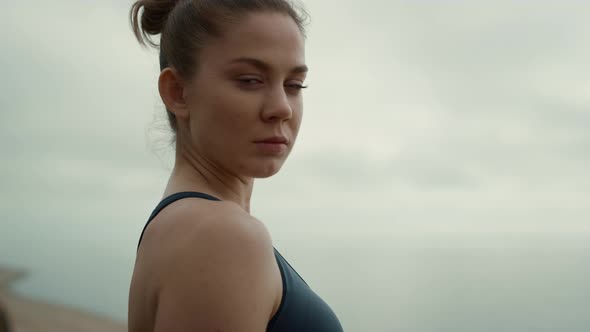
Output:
[2, 220, 589, 332]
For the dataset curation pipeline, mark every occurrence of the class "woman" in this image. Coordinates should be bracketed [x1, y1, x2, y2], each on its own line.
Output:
[127, 1, 344, 331]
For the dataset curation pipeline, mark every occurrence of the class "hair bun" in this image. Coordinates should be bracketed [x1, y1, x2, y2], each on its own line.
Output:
[130, 0, 182, 47]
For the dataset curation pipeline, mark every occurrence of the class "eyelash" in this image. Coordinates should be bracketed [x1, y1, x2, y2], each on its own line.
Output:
[288, 84, 309, 90]
[237, 79, 308, 90]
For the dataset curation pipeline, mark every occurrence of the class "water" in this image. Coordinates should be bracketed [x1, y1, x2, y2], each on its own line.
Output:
[2, 223, 589, 331]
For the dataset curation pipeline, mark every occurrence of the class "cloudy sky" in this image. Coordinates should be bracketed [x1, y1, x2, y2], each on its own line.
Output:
[1, 1, 589, 331]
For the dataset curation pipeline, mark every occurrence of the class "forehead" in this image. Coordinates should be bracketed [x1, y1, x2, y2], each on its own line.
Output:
[200, 12, 306, 70]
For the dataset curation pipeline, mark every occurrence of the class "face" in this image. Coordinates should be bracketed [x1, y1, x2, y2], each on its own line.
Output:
[182, 12, 307, 179]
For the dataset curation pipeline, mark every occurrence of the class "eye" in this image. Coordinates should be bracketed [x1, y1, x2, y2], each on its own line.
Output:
[237, 77, 263, 85]
[235, 75, 264, 89]
[286, 83, 308, 89]
[285, 81, 308, 91]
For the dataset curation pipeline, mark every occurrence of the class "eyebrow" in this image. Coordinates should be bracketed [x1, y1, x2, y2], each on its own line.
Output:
[228, 57, 308, 74]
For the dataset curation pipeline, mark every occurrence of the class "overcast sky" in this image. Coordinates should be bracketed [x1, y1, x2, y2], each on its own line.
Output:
[3, 0, 588, 233]
[1, 1, 589, 329]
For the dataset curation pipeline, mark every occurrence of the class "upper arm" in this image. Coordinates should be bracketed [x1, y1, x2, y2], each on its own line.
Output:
[152, 212, 277, 332]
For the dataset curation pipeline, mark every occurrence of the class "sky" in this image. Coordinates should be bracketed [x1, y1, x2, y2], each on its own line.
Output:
[1, 1, 589, 331]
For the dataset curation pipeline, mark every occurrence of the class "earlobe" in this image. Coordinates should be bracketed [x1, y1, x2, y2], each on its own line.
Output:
[158, 68, 189, 119]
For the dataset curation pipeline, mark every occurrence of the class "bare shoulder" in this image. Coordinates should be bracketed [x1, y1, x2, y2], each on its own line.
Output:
[137, 198, 269, 264]
[151, 199, 275, 272]
[133, 199, 279, 332]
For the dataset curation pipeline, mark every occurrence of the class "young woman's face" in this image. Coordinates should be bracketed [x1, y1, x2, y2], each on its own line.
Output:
[184, 12, 307, 179]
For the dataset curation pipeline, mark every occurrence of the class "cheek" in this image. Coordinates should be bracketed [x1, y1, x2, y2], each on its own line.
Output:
[201, 87, 259, 137]
[291, 102, 303, 132]
[286, 115, 302, 147]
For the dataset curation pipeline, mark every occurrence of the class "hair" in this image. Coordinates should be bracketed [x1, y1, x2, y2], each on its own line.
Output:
[129, 0, 309, 141]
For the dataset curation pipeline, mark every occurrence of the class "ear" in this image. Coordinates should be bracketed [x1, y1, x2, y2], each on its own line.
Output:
[158, 68, 189, 120]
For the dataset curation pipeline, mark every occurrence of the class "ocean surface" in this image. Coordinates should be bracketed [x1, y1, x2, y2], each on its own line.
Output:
[2, 224, 589, 331]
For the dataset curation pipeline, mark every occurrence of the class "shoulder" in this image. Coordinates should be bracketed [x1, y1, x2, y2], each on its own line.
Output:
[137, 199, 279, 331]
[139, 197, 269, 258]
[156, 199, 274, 271]
[138, 197, 275, 282]
[152, 197, 275, 284]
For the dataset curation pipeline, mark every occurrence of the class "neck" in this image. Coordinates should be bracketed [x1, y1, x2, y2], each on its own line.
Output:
[163, 141, 254, 214]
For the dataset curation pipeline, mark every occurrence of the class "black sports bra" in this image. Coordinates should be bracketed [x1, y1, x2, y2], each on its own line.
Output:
[137, 191, 344, 332]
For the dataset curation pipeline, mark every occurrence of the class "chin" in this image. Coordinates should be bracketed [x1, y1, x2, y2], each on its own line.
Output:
[249, 159, 286, 178]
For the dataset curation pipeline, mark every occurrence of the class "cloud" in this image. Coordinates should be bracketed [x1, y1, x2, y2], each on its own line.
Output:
[1, 0, 589, 247]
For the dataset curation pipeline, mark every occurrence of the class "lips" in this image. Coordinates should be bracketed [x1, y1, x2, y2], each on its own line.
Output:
[255, 136, 288, 144]
[254, 137, 288, 154]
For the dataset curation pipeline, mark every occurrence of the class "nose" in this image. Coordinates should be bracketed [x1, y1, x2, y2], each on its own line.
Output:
[260, 86, 292, 122]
